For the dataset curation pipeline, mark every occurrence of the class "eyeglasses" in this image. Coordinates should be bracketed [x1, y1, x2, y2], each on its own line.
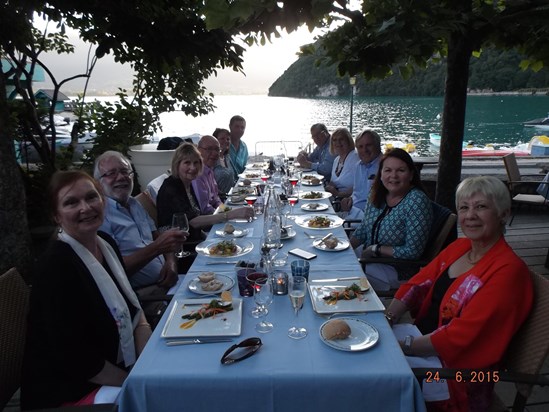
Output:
[199, 146, 222, 153]
[220, 337, 262, 365]
[99, 168, 134, 179]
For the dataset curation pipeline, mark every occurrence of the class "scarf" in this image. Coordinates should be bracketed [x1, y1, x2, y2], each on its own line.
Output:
[58, 232, 142, 367]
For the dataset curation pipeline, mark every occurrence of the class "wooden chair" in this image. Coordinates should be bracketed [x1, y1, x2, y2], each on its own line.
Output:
[0, 268, 119, 411]
[0, 268, 30, 410]
[413, 270, 549, 411]
[502, 153, 549, 225]
[358, 201, 457, 298]
[135, 191, 158, 226]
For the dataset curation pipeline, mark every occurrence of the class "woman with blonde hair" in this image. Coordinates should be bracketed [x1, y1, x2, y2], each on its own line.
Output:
[324, 127, 359, 198]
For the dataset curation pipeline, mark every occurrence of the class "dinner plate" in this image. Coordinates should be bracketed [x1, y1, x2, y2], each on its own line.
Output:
[229, 187, 256, 196]
[313, 238, 350, 252]
[226, 198, 247, 206]
[196, 239, 254, 258]
[295, 167, 313, 173]
[301, 203, 329, 212]
[238, 181, 259, 187]
[161, 298, 243, 338]
[301, 180, 323, 186]
[188, 274, 235, 295]
[308, 280, 385, 314]
[238, 172, 263, 180]
[295, 214, 344, 230]
[215, 227, 249, 238]
[319, 318, 379, 352]
[299, 191, 331, 200]
[280, 228, 297, 240]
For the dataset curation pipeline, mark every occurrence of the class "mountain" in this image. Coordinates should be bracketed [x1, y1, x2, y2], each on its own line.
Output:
[268, 47, 549, 98]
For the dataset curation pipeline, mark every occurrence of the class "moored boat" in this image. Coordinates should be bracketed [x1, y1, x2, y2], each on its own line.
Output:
[523, 113, 549, 130]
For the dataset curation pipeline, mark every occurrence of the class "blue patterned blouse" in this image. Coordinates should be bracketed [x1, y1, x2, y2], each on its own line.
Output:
[353, 187, 433, 259]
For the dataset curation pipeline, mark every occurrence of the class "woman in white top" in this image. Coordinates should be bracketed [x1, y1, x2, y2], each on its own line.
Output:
[325, 127, 359, 198]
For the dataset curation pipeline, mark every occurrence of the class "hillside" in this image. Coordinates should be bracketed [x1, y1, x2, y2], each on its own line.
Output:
[268, 47, 549, 98]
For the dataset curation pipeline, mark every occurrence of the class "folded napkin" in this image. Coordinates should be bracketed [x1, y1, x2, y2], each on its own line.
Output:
[393, 324, 450, 402]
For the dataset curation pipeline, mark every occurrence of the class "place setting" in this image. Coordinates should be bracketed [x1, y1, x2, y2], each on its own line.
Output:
[195, 239, 254, 258]
[298, 190, 331, 200]
[186, 271, 235, 295]
[311, 233, 350, 252]
[300, 202, 329, 212]
[295, 214, 344, 230]
[215, 223, 250, 238]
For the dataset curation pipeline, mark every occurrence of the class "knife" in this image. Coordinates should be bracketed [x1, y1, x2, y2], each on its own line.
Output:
[206, 261, 238, 265]
[166, 338, 233, 346]
[310, 276, 363, 283]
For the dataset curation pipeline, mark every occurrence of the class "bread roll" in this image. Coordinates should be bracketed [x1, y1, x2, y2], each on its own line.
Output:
[224, 223, 235, 234]
[242, 179, 252, 186]
[322, 319, 351, 340]
[311, 177, 321, 185]
[198, 272, 216, 283]
[202, 279, 224, 291]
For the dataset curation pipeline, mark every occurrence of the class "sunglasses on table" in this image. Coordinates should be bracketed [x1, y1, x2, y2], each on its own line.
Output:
[220, 337, 262, 365]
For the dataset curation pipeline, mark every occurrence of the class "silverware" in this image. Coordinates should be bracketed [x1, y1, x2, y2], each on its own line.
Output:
[303, 231, 322, 239]
[318, 232, 333, 245]
[166, 338, 233, 346]
[310, 276, 363, 283]
[206, 261, 238, 265]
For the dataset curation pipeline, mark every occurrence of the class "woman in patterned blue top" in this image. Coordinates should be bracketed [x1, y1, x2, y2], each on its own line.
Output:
[350, 148, 433, 291]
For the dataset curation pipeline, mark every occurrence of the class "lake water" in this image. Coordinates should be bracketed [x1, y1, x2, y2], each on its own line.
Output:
[94, 94, 549, 157]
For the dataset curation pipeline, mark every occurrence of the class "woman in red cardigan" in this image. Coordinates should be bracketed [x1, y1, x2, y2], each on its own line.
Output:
[385, 176, 533, 412]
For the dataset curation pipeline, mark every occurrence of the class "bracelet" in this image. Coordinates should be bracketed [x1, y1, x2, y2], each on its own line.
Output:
[403, 335, 414, 356]
[385, 311, 395, 326]
[136, 322, 151, 329]
[224, 212, 229, 222]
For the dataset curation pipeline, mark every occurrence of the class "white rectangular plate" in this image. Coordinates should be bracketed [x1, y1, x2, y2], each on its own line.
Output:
[161, 298, 243, 338]
[308, 280, 385, 314]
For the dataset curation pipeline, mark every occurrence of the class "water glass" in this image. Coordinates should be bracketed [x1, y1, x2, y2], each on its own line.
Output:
[273, 251, 288, 267]
[236, 268, 256, 297]
[291, 259, 310, 281]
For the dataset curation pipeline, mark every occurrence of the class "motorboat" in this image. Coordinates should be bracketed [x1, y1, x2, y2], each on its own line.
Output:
[523, 114, 549, 130]
[429, 132, 530, 157]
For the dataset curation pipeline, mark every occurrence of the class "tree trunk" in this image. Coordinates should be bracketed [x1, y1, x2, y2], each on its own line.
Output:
[435, 31, 472, 211]
[0, 73, 32, 279]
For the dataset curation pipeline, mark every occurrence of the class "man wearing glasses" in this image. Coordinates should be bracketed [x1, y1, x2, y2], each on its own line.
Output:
[94, 151, 187, 293]
[296, 123, 336, 182]
[195, 135, 223, 214]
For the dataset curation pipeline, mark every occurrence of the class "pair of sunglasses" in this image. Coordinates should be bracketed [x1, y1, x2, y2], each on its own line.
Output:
[221, 337, 262, 365]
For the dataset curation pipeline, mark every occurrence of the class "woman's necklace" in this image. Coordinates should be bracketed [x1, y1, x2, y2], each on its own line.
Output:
[466, 250, 483, 265]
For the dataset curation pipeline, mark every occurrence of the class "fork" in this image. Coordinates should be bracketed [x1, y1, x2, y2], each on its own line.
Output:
[303, 232, 322, 239]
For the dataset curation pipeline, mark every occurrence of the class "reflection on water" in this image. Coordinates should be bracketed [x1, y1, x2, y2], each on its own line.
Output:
[100, 94, 549, 157]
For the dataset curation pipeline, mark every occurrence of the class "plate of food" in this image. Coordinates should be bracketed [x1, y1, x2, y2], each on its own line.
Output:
[238, 172, 262, 180]
[161, 297, 243, 338]
[226, 195, 247, 206]
[312, 235, 350, 252]
[188, 272, 235, 295]
[238, 179, 259, 187]
[299, 191, 331, 200]
[196, 239, 254, 258]
[295, 214, 344, 230]
[319, 318, 379, 351]
[215, 224, 249, 238]
[301, 174, 324, 186]
[301, 202, 329, 212]
[229, 187, 256, 196]
[308, 279, 385, 314]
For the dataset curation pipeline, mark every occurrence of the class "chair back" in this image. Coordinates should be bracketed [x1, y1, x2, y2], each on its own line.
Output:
[503, 270, 549, 399]
[422, 202, 457, 261]
[503, 153, 522, 188]
[0, 268, 30, 409]
[135, 191, 158, 226]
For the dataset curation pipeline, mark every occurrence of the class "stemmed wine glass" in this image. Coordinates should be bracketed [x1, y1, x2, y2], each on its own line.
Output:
[254, 277, 274, 333]
[289, 175, 299, 195]
[245, 196, 257, 219]
[249, 273, 268, 318]
[288, 276, 307, 339]
[287, 196, 298, 220]
[171, 213, 190, 258]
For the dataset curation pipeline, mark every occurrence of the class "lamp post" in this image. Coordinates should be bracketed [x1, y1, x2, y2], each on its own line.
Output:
[349, 76, 356, 135]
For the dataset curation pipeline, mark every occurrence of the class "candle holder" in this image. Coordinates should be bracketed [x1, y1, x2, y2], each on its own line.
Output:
[273, 271, 288, 295]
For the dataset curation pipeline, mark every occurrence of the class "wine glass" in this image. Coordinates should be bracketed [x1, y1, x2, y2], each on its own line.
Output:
[288, 275, 307, 339]
[287, 196, 298, 220]
[171, 213, 190, 258]
[248, 273, 268, 318]
[254, 277, 274, 333]
[245, 196, 258, 219]
[289, 176, 299, 195]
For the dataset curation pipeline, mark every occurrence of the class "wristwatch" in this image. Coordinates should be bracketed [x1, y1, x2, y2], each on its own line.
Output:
[403, 335, 414, 356]
[385, 311, 395, 326]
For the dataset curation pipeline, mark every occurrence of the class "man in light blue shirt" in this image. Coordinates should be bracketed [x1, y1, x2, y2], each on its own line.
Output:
[340, 129, 382, 221]
[296, 123, 336, 182]
[95, 151, 187, 290]
[229, 115, 249, 176]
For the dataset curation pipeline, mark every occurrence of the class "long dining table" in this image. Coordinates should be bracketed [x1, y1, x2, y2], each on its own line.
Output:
[118, 176, 427, 412]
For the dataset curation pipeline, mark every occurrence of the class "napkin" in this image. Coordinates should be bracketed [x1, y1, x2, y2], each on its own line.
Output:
[392, 324, 450, 402]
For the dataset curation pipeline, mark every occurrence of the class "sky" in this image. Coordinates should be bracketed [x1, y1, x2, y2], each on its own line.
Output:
[36, 26, 320, 96]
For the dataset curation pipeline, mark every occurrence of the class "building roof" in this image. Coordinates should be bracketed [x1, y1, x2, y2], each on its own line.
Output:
[35, 89, 70, 101]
